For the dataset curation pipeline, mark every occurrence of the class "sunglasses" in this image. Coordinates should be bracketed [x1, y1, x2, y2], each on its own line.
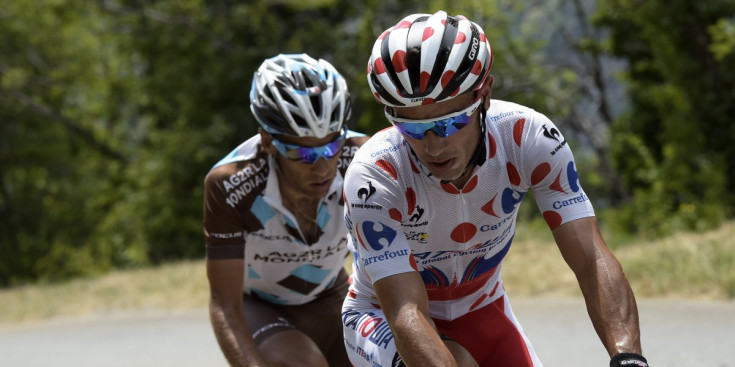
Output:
[271, 131, 346, 164]
[386, 98, 482, 140]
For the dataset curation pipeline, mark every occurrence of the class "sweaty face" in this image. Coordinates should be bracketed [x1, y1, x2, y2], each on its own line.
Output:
[392, 92, 482, 186]
[263, 131, 343, 198]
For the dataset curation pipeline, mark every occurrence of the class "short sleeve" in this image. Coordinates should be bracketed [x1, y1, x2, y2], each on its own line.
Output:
[343, 161, 417, 283]
[518, 112, 595, 229]
[203, 167, 246, 259]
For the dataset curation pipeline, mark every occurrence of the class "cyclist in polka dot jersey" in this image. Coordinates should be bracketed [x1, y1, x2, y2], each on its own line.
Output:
[341, 10, 647, 367]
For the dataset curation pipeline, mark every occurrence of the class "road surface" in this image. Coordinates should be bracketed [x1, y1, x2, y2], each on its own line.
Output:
[1, 297, 733, 366]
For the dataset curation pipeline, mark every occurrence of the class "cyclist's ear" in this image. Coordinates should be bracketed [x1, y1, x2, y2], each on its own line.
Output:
[259, 128, 277, 155]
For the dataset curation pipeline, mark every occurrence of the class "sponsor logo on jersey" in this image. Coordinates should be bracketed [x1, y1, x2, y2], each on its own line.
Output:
[358, 181, 377, 202]
[352, 182, 382, 210]
[344, 338, 357, 353]
[252, 238, 347, 262]
[337, 144, 362, 170]
[344, 339, 385, 367]
[250, 233, 293, 242]
[501, 188, 526, 214]
[408, 205, 425, 223]
[488, 111, 516, 122]
[362, 249, 410, 266]
[209, 231, 243, 239]
[369, 143, 402, 158]
[342, 309, 395, 350]
[223, 158, 268, 208]
[543, 124, 568, 156]
[413, 226, 512, 265]
[552, 192, 589, 209]
[222, 158, 266, 192]
[362, 221, 397, 250]
[567, 161, 581, 192]
[401, 205, 428, 228]
[401, 220, 428, 228]
[479, 214, 514, 232]
[351, 202, 384, 210]
[405, 231, 429, 244]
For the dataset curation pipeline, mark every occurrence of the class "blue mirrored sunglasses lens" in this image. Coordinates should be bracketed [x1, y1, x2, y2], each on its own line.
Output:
[277, 135, 344, 163]
[396, 123, 434, 139]
[297, 138, 342, 163]
[396, 113, 473, 140]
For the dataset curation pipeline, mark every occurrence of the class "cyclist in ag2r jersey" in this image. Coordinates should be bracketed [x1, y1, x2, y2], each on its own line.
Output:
[204, 53, 368, 367]
[341, 10, 648, 367]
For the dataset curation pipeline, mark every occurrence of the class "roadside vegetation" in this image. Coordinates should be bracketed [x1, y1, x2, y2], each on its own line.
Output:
[2, 220, 733, 325]
[503, 219, 735, 300]
[3, 0, 735, 289]
[2, 0, 734, 326]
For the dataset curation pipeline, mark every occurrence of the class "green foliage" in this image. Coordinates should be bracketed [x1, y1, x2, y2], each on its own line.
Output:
[4, 0, 733, 285]
[0, 0, 144, 284]
[596, 0, 735, 237]
[709, 17, 735, 61]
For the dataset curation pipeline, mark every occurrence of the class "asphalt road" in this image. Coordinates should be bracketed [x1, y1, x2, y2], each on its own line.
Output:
[1, 297, 733, 367]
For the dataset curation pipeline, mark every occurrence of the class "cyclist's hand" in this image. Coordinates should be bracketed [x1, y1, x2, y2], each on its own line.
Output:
[610, 353, 649, 367]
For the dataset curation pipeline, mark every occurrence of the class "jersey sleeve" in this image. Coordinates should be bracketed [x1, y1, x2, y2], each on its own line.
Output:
[343, 161, 417, 284]
[518, 112, 595, 229]
[203, 167, 246, 259]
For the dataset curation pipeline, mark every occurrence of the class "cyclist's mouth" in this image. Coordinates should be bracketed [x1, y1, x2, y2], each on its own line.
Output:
[311, 178, 332, 191]
[427, 158, 455, 171]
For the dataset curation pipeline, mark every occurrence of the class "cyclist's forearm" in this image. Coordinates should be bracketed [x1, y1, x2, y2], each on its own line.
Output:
[209, 299, 267, 367]
[391, 306, 457, 367]
[579, 250, 642, 356]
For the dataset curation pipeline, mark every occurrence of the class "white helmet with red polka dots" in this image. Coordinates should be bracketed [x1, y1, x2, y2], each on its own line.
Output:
[367, 10, 493, 107]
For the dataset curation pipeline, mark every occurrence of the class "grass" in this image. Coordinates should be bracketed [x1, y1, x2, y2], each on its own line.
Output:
[0, 260, 209, 325]
[2, 221, 734, 325]
[503, 219, 735, 299]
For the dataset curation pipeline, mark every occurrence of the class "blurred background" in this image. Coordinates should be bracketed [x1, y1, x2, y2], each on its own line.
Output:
[1, 0, 734, 300]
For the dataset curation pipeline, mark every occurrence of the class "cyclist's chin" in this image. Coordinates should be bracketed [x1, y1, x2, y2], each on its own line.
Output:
[428, 163, 467, 183]
[305, 177, 334, 196]
[430, 170, 465, 183]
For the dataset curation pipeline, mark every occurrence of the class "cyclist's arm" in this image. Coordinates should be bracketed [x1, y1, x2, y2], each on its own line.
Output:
[551, 217, 642, 356]
[207, 258, 267, 367]
[373, 272, 458, 367]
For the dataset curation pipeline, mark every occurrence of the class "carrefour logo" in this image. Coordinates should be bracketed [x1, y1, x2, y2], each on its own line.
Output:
[361, 221, 397, 251]
[553, 193, 589, 209]
[501, 188, 526, 214]
[567, 161, 580, 193]
[363, 249, 410, 266]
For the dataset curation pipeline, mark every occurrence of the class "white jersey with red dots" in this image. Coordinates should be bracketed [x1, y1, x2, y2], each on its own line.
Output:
[341, 99, 594, 366]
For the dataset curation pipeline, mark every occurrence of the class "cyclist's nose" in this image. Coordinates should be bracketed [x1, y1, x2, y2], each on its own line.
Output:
[422, 130, 447, 156]
[310, 156, 334, 175]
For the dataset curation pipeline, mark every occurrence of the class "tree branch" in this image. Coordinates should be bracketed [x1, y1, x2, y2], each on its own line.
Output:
[4, 90, 128, 163]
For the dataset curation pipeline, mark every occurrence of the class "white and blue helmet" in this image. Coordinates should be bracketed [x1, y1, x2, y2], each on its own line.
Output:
[250, 54, 351, 138]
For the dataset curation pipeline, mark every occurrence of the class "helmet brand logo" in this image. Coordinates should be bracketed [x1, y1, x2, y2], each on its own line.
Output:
[305, 86, 321, 95]
[468, 37, 480, 60]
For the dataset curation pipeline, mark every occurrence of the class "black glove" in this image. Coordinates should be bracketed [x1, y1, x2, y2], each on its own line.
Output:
[610, 353, 649, 367]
